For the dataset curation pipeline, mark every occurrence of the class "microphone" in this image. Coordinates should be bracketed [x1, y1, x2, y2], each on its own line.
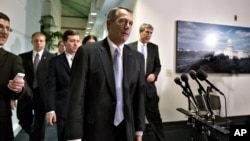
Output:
[174, 77, 197, 112]
[189, 70, 206, 94]
[196, 69, 224, 95]
[189, 70, 211, 116]
[174, 77, 188, 97]
[180, 73, 198, 106]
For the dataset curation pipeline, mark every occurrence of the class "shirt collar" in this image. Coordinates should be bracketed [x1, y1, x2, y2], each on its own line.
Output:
[107, 37, 124, 59]
[65, 51, 74, 60]
[139, 41, 147, 47]
[33, 49, 44, 58]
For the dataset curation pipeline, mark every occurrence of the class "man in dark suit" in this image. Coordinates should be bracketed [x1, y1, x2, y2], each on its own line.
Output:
[0, 12, 26, 141]
[55, 40, 65, 55]
[19, 32, 55, 141]
[65, 7, 146, 141]
[45, 30, 80, 141]
[128, 23, 164, 141]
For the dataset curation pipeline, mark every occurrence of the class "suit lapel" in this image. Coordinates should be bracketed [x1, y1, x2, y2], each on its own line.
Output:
[0, 48, 7, 67]
[26, 51, 34, 71]
[38, 50, 50, 69]
[98, 39, 116, 99]
[123, 45, 133, 87]
[61, 53, 71, 72]
[145, 44, 152, 74]
[133, 41, 149, 73]
[134, 41, 139, 50]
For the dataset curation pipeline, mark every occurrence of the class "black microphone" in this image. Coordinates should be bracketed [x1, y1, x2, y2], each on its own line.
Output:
[189, 70, 206, 94]
[190, 70, 212, 116]
[196, 69, 224, 95]
[180, 73, 198, 106]
[174, 77, 188, 97]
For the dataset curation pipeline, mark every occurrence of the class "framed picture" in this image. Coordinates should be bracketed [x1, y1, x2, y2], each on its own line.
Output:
[176, 20, 250, 73]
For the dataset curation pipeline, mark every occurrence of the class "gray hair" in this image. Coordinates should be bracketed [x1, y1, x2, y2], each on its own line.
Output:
[107, 7, 133, 21]
[139, 23, 154, 33]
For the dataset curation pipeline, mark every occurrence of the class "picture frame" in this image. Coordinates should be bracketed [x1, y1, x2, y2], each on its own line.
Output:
[176, 20, 250, 73]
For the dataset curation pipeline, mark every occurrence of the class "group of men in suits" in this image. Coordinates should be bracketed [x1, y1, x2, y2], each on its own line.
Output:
[1, 6, 164, 141]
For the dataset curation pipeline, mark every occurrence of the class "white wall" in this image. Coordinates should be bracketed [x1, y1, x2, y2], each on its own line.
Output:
[1, 0, 44, 136]
[129, 0, 250, 122]
[1, 0, 44, 54]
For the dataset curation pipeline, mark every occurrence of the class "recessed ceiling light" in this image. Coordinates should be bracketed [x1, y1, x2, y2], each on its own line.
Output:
[90, 13, 97, 16]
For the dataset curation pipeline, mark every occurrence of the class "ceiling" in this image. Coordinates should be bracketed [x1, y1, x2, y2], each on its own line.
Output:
[60, 0, 136, 37]
[61, 0, 92, 19]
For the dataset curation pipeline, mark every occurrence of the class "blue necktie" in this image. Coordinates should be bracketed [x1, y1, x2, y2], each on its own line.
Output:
[141, 44, 145, 56]
[33, 53, 40, 88]
[113, 48, 124, 126]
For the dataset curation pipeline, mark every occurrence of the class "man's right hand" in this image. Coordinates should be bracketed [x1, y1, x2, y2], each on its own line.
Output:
[46, 111, 57, 126]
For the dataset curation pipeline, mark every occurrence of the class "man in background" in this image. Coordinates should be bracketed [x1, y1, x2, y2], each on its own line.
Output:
[45, 30, 80, 141]
[0, 12, 25, 141]
[55, 40, 65, 55]
[65, 7, 146, 141]
[128, 23, 164, 141]
[19, 32, 55, 141]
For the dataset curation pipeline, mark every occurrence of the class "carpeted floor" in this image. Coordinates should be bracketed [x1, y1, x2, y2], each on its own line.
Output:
[14, 125, 57, 141]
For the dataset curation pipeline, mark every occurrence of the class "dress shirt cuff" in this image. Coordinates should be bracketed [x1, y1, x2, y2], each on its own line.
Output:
[67, 139, 81, 141]
[46, 111, 55, 114]
[136, 131, 143, 136]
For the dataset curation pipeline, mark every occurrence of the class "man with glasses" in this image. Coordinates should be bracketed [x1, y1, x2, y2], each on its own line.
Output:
[0, 12, 25, 141]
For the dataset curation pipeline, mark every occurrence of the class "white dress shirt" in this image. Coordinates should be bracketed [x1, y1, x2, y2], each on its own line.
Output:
[32, 49, 44, 63]
[65, 52, 74, 68]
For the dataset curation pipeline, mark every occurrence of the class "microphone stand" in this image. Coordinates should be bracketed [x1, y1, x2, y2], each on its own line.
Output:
[197, 87, 211, 120]
[182, 90, 199, 126]
[206, 86, 215, 124]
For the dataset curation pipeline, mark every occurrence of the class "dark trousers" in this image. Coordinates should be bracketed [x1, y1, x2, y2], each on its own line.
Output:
[113, 120, 127, 141]
[56, 117, 66, 141]
[0, 116, 14, 141]
[146, 94, 165, 141]
[29, 88, 45, 141]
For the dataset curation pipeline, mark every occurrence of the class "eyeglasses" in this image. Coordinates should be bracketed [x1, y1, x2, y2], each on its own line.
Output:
[0, 24, 13, 32]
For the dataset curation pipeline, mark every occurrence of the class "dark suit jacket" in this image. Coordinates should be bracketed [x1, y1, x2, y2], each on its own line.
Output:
[0, 48, 25, 140]
[0, 48, 24, 117]
[45, 52, 71, 119]
[66, 38, 146, 141]
[19, 50, 55, 106]
[128, 41, 161, 98]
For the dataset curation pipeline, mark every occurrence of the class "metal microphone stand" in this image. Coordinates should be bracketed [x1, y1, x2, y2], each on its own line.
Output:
[206, 86, 216, 124]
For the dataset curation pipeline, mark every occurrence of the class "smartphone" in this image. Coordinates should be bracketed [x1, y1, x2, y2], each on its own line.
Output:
[14, 73, 25, 80]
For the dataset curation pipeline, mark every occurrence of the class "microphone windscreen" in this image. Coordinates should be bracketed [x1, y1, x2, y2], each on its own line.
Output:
[196, 69, 208, 81]
[174, 77, 182, 85]
[189, 70, 196, 80]
[180, 73, 189, 82]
